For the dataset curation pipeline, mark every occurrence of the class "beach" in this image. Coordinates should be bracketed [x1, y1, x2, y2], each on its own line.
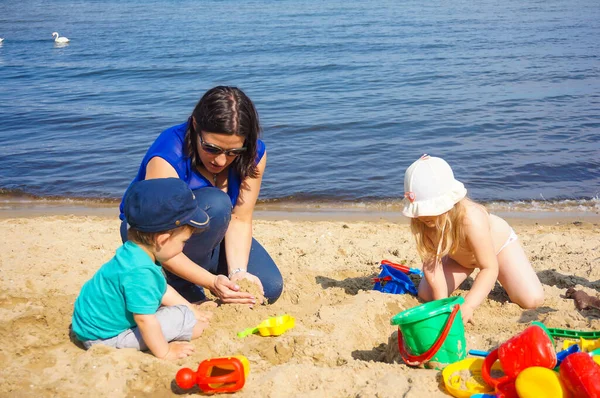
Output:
[1, 211, 599, 397]
[2, 0, 599, 395]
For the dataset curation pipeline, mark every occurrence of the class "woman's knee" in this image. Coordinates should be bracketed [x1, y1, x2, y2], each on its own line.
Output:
[193, 187, 232, 226]
[264, 277, 283, 304]
[246, 239, 283, 303]
[186, 188, 232, 257]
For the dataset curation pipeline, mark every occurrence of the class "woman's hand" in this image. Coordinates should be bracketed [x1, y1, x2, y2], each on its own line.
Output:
[210, 274, 256, 305]
[230, 271, 264, 296]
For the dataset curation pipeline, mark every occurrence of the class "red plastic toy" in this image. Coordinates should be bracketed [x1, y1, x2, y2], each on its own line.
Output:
[175, 356, 249, 393]
[482, 324, 557, 388]
[175, 367, 197, 389]
[495, 379, 519, 398]
[559, 352, 600, 397]
[381, 259, 423, 276]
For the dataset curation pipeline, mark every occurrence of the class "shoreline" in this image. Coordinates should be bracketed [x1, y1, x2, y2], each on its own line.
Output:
[0, 201, 598, 224]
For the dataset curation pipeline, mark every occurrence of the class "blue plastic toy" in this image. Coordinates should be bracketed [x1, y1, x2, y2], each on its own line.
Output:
[381, 259, 424, 277]
[556, 344, 580, 366]
[373, 262, 418, 295]
[468, 349, 489, 357]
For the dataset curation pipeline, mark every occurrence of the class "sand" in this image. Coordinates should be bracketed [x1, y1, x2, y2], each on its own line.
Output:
[0, 214, 599, 397]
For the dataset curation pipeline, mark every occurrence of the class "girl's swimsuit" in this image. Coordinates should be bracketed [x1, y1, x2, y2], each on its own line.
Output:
[496, 228, 518, 255]
[119, 120, 265, 219]
[434, 215, 518, 263]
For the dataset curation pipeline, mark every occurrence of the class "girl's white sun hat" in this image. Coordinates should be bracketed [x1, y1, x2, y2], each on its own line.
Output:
[402, 155, 467, 218]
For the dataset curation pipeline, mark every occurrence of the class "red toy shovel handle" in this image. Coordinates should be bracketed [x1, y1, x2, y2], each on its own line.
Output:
[382, 260, 410, 274]
[397, 304, 460, 366]
[481, 348, 509, 388]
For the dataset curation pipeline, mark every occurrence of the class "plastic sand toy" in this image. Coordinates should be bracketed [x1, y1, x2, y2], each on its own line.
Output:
[237, 314, 295, 338]
[561, 337, 600, 352]
[514, 366, 569, 398]
[531, 321, 600, 340]
[381, 259, 423, 277]
[391, 296, 466, 369]
[482, 324, 556, 389]
[560, 352, 600, 397]
[442, 357, 502, 398]
[373, 260, 419, 295]
[175, 355, 250, 393]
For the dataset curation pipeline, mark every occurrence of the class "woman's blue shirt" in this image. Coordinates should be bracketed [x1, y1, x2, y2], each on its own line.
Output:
[119, 121, 265, 220]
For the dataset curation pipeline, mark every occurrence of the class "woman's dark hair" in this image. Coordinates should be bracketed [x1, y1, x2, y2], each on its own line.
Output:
[185, 86, 261, 181]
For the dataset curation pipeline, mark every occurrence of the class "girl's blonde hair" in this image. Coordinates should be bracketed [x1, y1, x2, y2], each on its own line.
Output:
[410, 198, 484, 264]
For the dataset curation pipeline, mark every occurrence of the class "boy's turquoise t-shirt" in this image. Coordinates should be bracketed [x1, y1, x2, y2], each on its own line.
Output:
[72, 241, 167, 341]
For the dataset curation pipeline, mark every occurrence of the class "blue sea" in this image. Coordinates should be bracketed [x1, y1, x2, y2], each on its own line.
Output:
[1, 0, 599, 213]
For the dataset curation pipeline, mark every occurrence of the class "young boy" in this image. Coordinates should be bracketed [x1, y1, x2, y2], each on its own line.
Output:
[72, 178, 212, 360]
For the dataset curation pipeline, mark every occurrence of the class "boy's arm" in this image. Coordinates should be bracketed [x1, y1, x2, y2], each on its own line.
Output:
[161, 253, 254, 304]
[133, 313, 194, 359]
[161, 284, 192, 307]
[463, 212, 499, 316]
[161, 285, 214, 322]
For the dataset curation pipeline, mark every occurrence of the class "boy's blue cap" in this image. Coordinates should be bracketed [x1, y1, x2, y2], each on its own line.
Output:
[124, 178, 209, 232]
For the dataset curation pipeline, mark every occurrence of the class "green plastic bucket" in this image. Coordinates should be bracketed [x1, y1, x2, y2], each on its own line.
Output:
[390, 296, 467, 370]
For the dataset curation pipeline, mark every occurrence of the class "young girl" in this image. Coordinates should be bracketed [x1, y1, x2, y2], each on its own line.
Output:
[402, 155, 544, 325]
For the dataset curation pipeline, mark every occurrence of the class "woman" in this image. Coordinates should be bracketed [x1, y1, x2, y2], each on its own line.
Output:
[119, 86, 283, 305]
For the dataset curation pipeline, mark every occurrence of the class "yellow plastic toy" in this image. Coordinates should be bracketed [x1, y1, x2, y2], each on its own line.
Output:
[237, 314, 295, 338]
[562, 337, 600, 352]
[515, 366, 569, 398]
[442, 357, 502, 398]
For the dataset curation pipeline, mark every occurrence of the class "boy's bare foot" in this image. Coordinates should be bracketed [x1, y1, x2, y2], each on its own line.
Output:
[191, 318, 210, 338]
[192, 299, 218, 307]
[191, 303, 215, 323]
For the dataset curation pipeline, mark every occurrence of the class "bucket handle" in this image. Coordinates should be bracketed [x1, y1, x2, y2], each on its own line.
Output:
[397, 303, 460, 366]
[481, 348, 508, 388]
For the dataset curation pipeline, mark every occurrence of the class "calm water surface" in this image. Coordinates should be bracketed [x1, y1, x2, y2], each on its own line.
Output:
[0, 0, 599, 210]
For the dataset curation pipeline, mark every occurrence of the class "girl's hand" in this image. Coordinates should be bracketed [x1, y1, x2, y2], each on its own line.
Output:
[461, 304, 475, 327]
[160, 341, 195, 360]
[210, 274, 256, 305]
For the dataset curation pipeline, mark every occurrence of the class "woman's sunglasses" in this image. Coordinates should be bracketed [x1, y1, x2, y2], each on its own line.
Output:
[189, 117, 247, 157]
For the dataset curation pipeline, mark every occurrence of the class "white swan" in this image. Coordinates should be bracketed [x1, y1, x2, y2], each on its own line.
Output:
[52, 32, 70, 43]
[0, 38, 4, 43]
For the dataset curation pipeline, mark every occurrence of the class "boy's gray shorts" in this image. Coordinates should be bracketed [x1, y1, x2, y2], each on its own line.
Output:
[82, 305, 197, 350]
